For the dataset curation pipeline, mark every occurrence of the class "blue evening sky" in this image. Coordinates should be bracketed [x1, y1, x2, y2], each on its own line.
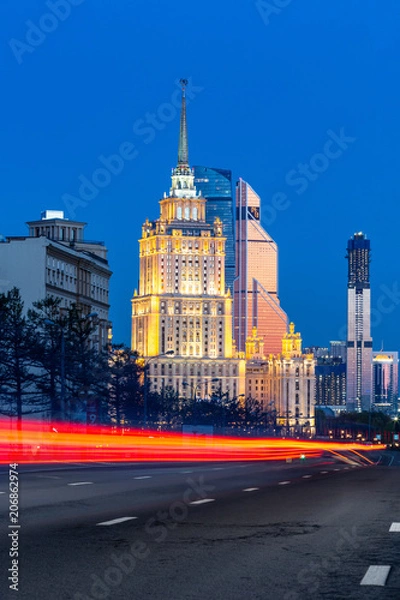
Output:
[1, 0, 400, 350]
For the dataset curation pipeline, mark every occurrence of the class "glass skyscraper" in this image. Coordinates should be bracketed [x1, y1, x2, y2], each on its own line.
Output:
[372, 352, 399, 415]
[233, 178, 288, 355]
[193, 166, 235, 293]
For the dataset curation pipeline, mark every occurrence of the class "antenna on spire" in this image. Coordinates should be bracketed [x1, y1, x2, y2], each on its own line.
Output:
[177, 78, 189, 168]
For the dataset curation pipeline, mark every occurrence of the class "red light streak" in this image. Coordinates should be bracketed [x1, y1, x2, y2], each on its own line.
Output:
[0, 419, 384, 464]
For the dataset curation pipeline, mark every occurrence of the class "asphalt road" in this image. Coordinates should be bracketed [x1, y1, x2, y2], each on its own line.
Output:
[0, 450, 399, 600]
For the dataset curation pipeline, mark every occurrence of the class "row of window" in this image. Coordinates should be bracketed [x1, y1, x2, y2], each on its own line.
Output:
[152, 363, 238, 376]
[160, 303, 225, 314]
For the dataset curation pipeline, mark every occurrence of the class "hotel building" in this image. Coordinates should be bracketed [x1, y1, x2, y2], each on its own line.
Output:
[131, 81, 245, 400]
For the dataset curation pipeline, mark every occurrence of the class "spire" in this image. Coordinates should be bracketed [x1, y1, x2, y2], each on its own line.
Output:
[177, 79, 189, 169]
[169, 78, 197, 199]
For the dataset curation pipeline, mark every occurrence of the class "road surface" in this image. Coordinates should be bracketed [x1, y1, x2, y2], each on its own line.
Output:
[0, 451, 399, 599]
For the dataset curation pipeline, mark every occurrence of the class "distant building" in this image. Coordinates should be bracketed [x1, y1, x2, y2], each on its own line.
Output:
[329, 340, 347, 363]
[245, 323, 316, 436]
[0, 210, 112, 349]
[233, 179, 288, 355]
[193, 166, 235, 294]
[372, 352, 399, 415]
[345, 232, 373, 412]
[315, 359, 346, 408]
[304, 346, 329, 359]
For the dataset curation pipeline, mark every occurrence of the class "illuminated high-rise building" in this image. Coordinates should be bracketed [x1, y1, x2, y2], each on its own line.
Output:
[131, 81, 245, 400]
[346, 232, 373, 412]
[372, 352, 398, 415]
[234, 179, 288, 355]
[193, 166, 235, 293]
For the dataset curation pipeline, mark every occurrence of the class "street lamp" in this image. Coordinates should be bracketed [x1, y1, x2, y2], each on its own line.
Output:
[143, 351, 174, 426]
[195, 378, 220, 401]
[182, 378, 220, 401]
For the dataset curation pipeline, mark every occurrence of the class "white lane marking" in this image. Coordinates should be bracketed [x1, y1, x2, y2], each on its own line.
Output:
[181, 470, 193, 474]
[0, 492, 5, 495]
[389, 523, 400, 532]
[211, 467, 224, 471]
[302, 475, 312, 479]
[344, 467, 350, 470]
[239, 464, 250, 468]
[133, 476, 152, 480]
[68, 481, 93, 486]
[334, 468, 340, 471]
[190, 498, 215, 505]
[97, 517, 138, 526]
[35, 475, 61, 480]
[388, 455, 395, 467]
[360, 565, 391, 586]
[279, 481, 291, 485]
[320, 471, 329, 474]
[243, 487, 259, 492]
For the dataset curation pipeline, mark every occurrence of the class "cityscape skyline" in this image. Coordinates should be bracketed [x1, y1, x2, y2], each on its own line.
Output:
[2, 5, 400, 599]
[2, 1, 400, 353]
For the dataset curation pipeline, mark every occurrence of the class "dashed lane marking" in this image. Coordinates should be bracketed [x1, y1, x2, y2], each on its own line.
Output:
[67, 482, 93, 486]
[320, 471, 329, 474]
[389, 523, 400, 532]
[211, 467, 225, 471]
[97, 517, 138, 526]
[133, 476, 152, 480]
[278, 481, 291, 485]
[190, 498, 215, 505]
[360, 566, 391, 586]
[302, 475, 312, 479]
[181, 470, 193, 474]
[243, 488, 259, 492]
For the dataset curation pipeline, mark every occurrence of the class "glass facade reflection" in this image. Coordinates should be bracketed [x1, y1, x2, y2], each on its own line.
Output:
[372, 352, 399, 415]
[233, 178, 288, 355]
[194, 166, 235, 293]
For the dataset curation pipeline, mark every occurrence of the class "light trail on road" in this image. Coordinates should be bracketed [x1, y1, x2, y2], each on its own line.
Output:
[0, 419, 384, 464]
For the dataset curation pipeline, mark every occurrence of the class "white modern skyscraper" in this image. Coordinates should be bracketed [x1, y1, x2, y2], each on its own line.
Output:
[346, 232, 373, 412]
